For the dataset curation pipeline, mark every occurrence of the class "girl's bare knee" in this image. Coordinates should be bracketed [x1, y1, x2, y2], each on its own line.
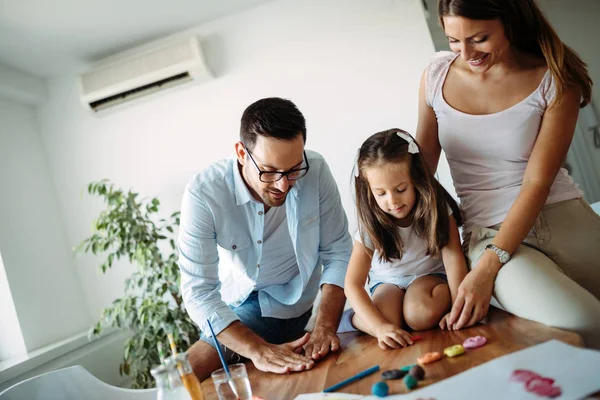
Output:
[404, 305, 442, 330]
[373, 284, 405, 326]
[404, 284, 450, 331]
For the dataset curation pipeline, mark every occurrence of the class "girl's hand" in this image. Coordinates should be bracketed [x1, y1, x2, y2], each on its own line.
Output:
[447, 262, 498, 330]
[374, 323, 414, 350]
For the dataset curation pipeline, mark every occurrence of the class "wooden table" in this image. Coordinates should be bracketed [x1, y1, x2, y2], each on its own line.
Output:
[201, 308, 591, 399]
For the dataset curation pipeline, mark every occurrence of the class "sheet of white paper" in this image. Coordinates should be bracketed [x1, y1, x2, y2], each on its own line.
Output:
[293, 395, 364, 400]
[293, 340, 600, 400]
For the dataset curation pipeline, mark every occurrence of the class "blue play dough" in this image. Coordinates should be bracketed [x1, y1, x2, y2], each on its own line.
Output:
[371, 381, 389, 397]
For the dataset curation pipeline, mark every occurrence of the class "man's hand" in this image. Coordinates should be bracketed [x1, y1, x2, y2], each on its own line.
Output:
[248, 333, 315, 374]
[305, 284, 346, 360]
[303, 326, 340, 360]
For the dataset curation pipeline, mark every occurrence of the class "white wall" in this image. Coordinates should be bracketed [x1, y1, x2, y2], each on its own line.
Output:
[0, 98, 90, 352]
[539, 0, 600, 110]
[37, 0, 438, 322]
[539, 0, 600, 188]
[0, 252, 27, 361]
[0, 62, 48, 105]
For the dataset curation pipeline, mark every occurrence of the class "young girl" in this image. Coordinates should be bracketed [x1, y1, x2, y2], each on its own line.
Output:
[341, 129, 468, 350]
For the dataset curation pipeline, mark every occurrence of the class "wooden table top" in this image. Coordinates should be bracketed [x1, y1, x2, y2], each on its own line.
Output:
[201, 308, 588, 399]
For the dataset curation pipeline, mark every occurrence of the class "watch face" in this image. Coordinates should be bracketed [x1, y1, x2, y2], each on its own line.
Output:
[500, 253, 510, 263]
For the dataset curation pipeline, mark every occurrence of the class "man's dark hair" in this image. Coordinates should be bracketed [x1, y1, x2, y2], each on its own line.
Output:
[240, 97, 307, 150]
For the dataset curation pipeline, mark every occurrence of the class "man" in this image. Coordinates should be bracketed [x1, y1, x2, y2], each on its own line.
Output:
[178, 97, 352, 380]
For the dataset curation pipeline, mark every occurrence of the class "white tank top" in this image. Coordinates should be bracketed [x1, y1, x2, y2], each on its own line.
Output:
[426, 52, 583, 233]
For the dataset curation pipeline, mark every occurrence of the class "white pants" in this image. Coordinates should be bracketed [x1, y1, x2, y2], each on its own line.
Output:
[465, 199, 600, 349]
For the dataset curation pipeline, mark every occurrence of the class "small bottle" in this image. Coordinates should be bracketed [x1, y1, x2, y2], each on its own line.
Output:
[165, 352, 205, 400]
[151, 363, 192, 400]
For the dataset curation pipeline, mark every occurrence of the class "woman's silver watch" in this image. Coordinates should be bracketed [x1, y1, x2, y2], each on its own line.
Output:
[485, 244, 511, 264]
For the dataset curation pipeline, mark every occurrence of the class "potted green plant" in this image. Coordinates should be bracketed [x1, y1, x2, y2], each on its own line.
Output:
[75, 180, 200, 388]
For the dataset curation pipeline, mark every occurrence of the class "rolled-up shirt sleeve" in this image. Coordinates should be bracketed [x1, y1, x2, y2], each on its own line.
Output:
[178, 182, 239, 337]
[317, 161, 352, 288]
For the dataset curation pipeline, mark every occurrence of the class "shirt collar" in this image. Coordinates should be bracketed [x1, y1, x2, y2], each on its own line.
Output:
[233, 160, 255, 206]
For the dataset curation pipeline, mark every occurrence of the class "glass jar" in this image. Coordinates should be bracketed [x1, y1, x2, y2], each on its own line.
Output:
[165, 352, 205, 400]
[151, 363, 192, 400]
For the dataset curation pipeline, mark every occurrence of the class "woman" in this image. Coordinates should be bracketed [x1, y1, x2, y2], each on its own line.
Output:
[416, 0, 600, 348]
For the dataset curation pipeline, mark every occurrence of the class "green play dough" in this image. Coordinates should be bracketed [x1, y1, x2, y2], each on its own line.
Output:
[404, 374, 418, 390]
[400, 364, 416, 372]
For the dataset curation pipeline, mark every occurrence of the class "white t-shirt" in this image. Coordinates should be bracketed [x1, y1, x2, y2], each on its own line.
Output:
[355, 222, 446, 288]
[255, 205, 299, 290]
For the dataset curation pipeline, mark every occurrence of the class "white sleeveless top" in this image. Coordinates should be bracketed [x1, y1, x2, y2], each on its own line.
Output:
[426, 51, 583, 233]
[355, 226, 445, 285]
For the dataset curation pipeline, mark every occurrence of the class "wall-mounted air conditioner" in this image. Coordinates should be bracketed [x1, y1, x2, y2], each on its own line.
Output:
[78, 36, 213, 113]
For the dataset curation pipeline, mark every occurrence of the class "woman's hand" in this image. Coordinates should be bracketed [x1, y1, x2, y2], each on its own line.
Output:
[447, 254, 500, 330]
[439, 312, 452, 330]
[374, 323, 414, 350]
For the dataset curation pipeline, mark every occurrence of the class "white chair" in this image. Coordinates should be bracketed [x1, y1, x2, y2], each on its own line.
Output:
[0, 365, 156, 400]
[591, 201, 600, 215]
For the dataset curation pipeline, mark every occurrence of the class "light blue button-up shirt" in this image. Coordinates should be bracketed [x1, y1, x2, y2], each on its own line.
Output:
[177, 150, 352, 337]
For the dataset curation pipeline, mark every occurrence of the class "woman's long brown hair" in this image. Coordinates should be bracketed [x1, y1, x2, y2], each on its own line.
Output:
[355, 129, 462, 263]
[438, 0, 592, 107]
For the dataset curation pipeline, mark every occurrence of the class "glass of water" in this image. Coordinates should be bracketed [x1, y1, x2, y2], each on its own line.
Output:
[211, 363, 253, 400]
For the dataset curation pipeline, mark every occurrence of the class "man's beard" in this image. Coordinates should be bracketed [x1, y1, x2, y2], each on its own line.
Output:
[260, 189, 288, 207]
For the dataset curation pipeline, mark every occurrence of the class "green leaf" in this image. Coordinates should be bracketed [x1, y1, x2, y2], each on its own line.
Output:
[124, 342, 131, 359]
[76, 180, 196, 388]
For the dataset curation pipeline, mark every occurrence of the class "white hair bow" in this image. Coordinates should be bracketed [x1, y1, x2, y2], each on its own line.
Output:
[397, 131, 419, 154]
[353, 148, 361, 178]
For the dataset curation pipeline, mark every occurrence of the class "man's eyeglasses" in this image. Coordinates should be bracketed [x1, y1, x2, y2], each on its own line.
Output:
[244, 146, 310, 183]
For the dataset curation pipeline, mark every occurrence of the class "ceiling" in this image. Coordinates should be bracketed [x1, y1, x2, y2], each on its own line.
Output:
[0, 0, 277, 77]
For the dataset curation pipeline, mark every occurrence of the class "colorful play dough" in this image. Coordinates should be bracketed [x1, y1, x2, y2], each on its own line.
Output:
[443, 344, 465, 358]
[372, 381, 389, 397]
[463, 335, 487, 349]
[381, 369, 407, 380]
[400, 363, 416, 372]
[417, 352, 442, 366]
[404, 374, 418, 390]
[408, 365, 425, 380]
